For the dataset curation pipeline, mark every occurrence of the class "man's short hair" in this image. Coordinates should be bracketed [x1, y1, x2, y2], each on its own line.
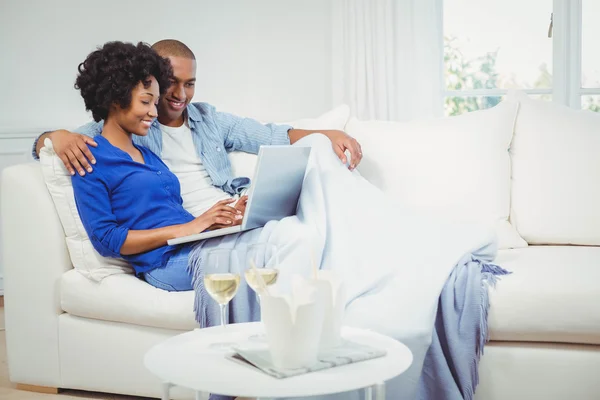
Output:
[152, 39, 196, 60]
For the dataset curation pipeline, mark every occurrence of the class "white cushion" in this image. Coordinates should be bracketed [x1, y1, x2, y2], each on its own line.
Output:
[509, 91, 600, 245]
[61, 269, 197, 331]
[40, 141, 133, 281]
[229, 104, 351, 179]
[489, 246, 600, 345]
[345, 101, 527, 250]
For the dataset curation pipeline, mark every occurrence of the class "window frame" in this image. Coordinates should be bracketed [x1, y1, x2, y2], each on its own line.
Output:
[442, 0, 599, 110]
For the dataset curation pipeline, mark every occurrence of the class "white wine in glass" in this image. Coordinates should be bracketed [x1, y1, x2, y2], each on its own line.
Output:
[205, 273, 240, 305]
[203, 248, 240, 350]
[246, 243, 279, 342]
[246, 242, 280, 295]
[244, 268, 279, 293]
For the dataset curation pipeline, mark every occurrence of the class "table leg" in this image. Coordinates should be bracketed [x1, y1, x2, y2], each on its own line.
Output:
[373, 382, 385, 400]
[161, 382, 172, 400]
[364, 386, 373, 400]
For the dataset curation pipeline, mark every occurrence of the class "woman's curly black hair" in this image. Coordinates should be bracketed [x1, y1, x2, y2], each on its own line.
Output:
[75, 41, 173, 122]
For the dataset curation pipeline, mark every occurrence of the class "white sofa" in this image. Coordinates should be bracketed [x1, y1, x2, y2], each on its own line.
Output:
[2, 93, 600, 399]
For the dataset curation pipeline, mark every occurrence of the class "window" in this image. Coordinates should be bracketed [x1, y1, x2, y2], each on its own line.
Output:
[443, 0, 598, 116]
[581, 0, 600, 111]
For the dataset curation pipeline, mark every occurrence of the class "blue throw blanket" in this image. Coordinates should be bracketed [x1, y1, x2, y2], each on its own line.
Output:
[417, 256, 510, 400]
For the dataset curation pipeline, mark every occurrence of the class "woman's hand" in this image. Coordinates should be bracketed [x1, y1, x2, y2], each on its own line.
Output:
[179, 199, 242, 236]
[233, 195, 248, 216]
[206, 195, 248, 231]
[122, 199, 242, 254]
[208, 195, 248, 231]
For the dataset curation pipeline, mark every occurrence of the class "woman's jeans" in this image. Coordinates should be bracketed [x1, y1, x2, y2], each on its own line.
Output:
[143, 244, 194, 291]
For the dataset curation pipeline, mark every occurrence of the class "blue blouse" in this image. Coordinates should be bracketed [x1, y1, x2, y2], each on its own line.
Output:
[71, 135, 195, 274]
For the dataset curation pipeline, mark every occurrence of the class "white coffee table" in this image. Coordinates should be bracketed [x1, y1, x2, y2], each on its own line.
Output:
[144, 322, 412, 400]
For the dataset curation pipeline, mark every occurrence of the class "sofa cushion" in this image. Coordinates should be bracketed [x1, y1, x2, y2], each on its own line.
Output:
[345, 100, 527, 250]
[40, 105, 350, 282]
[509, 92, 600, 245]
[489, 246, 600, 345]
[61, 269, 198, 331]
[40, 142, 133, 282]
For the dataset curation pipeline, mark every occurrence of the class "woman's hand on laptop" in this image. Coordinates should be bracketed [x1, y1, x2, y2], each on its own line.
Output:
[234, 195, 248, 215]
[206, 196, 248, 231]
[180, 199, 242, 235]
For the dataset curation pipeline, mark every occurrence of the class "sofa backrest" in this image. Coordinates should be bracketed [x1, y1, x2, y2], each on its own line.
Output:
[345, 100, 527, 250]
[346, 93, 600, 248]
[509, 92, 600, 245]
[10, 95, 600, 287]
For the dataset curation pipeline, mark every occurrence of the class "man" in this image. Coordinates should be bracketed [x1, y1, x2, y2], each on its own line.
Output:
[33, 39, 363, 226]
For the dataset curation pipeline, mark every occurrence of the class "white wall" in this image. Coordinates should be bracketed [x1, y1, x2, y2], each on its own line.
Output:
[0, 0, 334, 293]
[0, 0, 333, 130]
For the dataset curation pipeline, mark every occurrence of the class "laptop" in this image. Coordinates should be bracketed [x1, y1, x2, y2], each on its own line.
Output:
[167, 145, 312, 246]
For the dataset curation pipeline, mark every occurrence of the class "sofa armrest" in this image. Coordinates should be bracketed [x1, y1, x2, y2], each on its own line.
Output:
[1, 162, 72, 386]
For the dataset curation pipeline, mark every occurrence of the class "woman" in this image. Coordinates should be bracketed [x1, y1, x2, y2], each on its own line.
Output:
[71, 41, 242, 291]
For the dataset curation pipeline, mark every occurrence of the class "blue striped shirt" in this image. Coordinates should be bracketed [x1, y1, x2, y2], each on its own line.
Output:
[35, 102, 292, 195]
[71, 136, 195, 274]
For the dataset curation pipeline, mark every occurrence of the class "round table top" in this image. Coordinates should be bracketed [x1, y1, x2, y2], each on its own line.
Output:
[144, 322, 413, 398]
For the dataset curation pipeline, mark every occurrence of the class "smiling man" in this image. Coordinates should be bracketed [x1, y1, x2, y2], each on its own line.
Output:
[33, 39, 362, 219]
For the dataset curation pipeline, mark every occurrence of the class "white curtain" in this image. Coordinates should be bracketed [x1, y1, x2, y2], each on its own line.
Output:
[332, 0, 444, 121]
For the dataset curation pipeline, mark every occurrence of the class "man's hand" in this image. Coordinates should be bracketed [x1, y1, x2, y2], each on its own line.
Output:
[49, 130, 98, 176]
[288, 128, 363, 170]
[323, 130, 363, 170]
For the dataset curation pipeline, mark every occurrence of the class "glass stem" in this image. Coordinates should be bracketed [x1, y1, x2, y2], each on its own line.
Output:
[220, 303, 227, 328]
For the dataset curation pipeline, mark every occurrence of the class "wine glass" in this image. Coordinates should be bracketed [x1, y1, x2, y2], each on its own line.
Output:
[245, 242, 280, 297]
[203, 248, 240, 350]
[245, 243, 279, 342]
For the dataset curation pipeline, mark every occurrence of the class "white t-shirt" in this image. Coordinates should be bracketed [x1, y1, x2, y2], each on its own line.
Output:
[159, 122, 232, 217]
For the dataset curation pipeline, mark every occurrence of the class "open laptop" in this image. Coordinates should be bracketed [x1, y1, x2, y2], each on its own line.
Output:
[167, 145, 312, 246]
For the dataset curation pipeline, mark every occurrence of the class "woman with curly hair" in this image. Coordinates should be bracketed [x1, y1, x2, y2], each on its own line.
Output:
[71, 41, 243, 291]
